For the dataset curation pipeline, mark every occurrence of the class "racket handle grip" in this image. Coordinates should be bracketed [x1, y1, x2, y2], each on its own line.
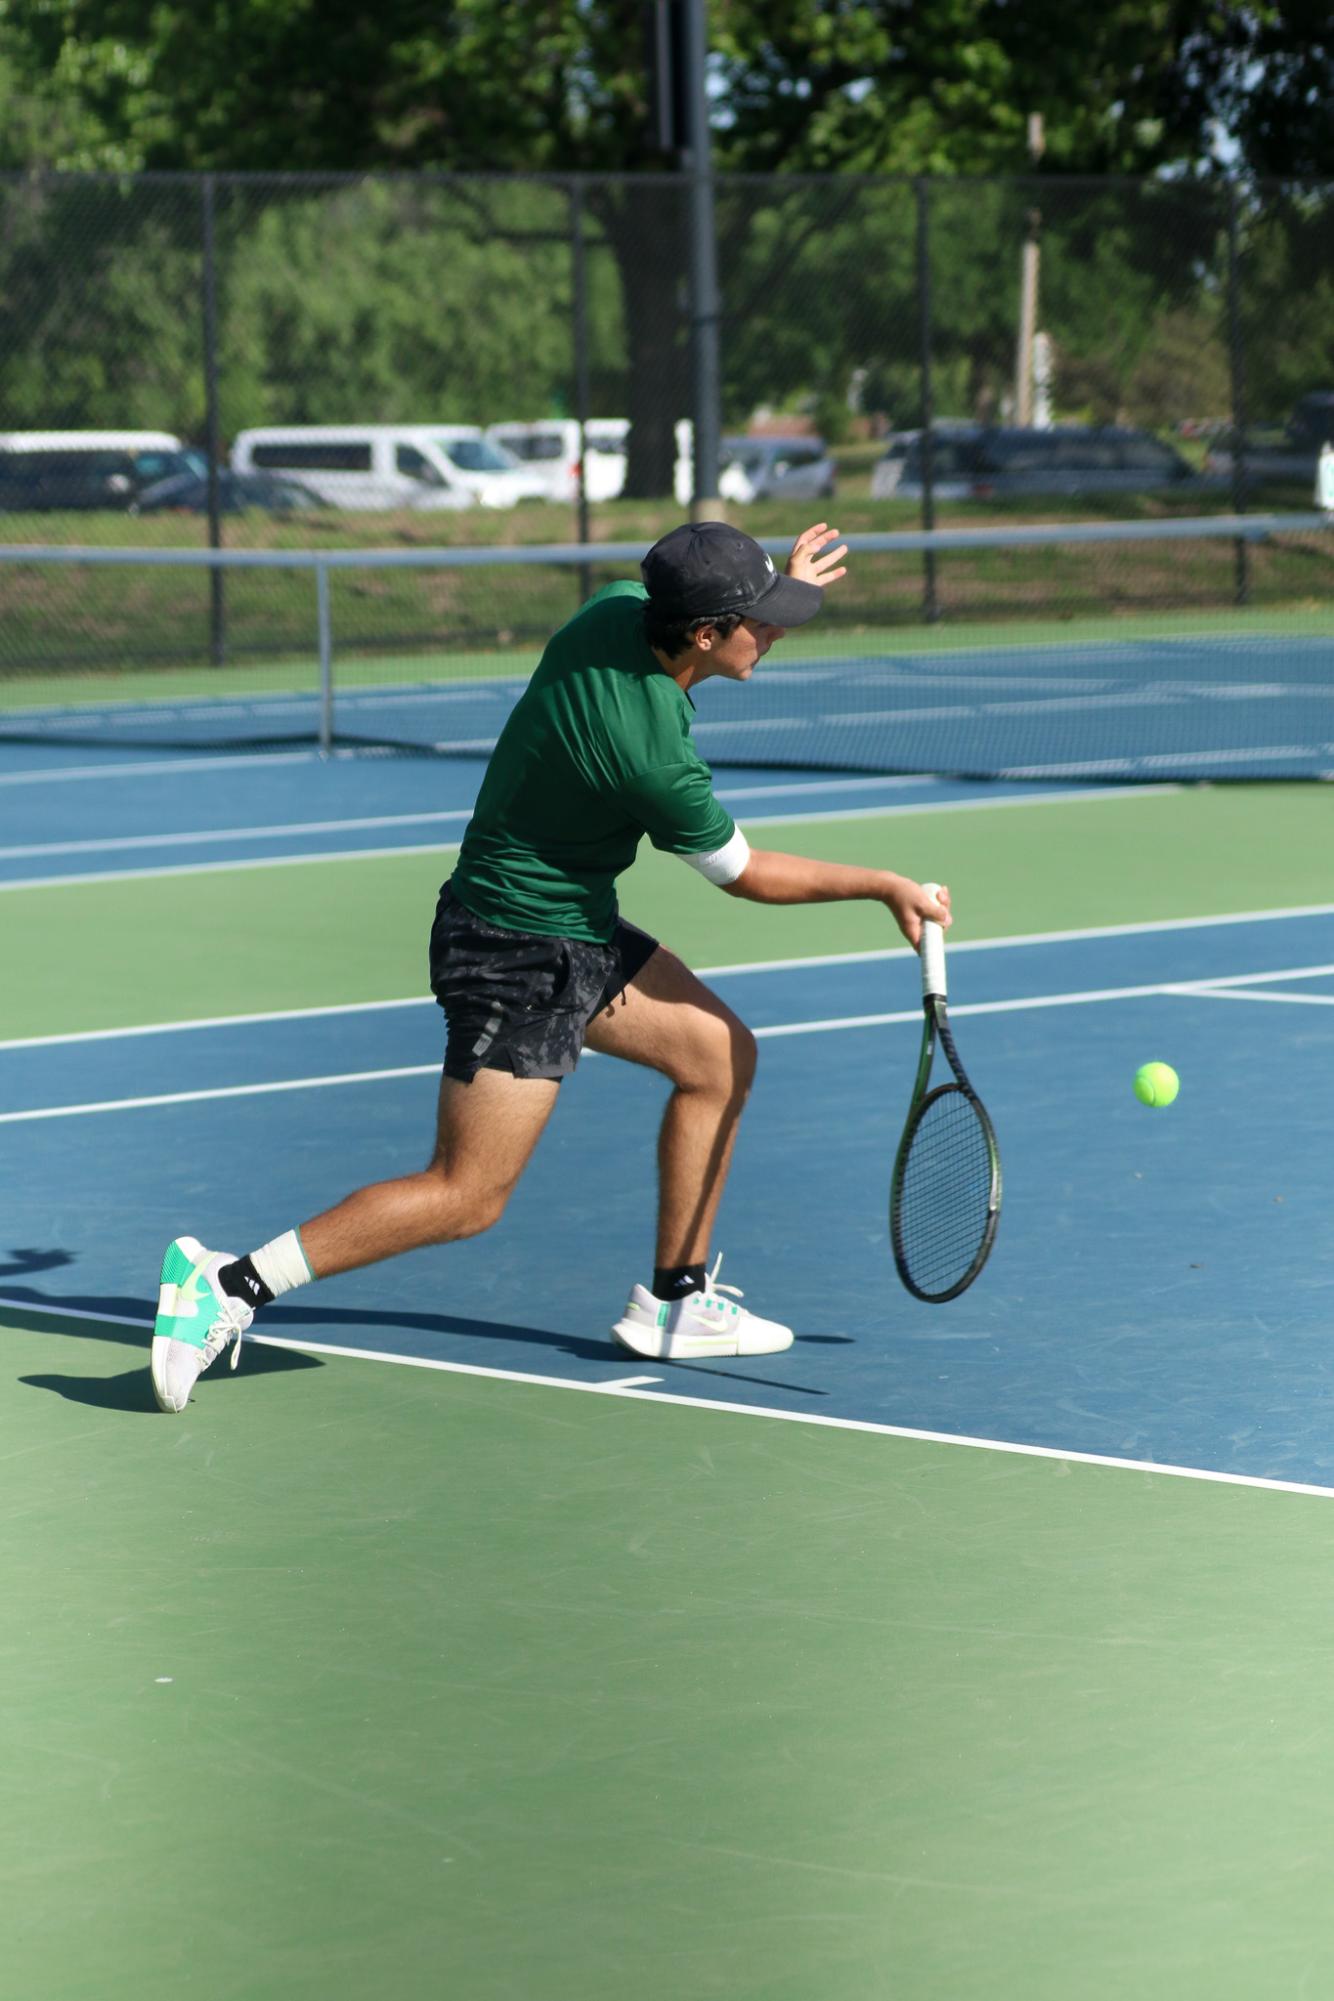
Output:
[920, 881, 947, 998]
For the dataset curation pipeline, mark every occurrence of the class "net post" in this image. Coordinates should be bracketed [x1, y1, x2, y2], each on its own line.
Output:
[569, 179, 593, 608]
[1226, 181, 1251, 608]
[316, 560, 333, 757]
[915, 178, 939, 624]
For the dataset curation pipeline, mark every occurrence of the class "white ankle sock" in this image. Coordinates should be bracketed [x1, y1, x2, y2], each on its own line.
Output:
[250, 1229, 314, 1299]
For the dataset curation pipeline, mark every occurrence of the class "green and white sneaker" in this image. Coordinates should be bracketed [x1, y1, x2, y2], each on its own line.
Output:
[611, 1254, 794, 1360]
[150, 1236, 253, 1413]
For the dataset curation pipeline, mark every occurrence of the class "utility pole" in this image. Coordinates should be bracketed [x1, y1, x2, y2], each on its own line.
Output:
[1014, 113, 1044, 426]
[682, 0, 721, 512]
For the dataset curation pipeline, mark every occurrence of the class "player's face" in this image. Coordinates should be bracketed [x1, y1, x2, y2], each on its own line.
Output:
[702, 616, 786, 680]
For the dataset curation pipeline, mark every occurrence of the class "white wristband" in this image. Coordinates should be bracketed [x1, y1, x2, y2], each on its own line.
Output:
[680, 826, 751, 886]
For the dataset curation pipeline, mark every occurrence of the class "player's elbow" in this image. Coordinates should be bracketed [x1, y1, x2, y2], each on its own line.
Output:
[680, 828, 753, 894]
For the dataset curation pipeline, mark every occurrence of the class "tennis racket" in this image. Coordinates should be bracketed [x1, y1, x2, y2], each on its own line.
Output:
[890, 884, 1002, 1302]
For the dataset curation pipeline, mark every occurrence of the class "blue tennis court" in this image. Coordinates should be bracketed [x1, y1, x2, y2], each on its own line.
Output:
[6, 903, 1333, 1485]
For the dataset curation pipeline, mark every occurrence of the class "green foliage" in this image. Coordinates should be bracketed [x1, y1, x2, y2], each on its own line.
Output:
[1, 3, 1331, 488]
[217, 182, 577, 431]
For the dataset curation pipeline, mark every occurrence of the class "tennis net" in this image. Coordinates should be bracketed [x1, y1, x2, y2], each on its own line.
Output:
[0, 513, 1331, 780]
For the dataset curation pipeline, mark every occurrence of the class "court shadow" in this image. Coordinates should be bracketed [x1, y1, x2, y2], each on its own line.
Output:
[0, 1248, 76, 1280]
[20, 1343, 324, 1412]
[260, 1304, 832, 1399]
[0, 1275, 831, 1399]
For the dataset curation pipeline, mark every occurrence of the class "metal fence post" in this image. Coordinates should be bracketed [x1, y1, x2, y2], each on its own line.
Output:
[570, 180, 593, 606]
[915, 179, 939, 623]
[683, 0, 721, 511]
[1226, 181, 1250, 608]
[316, 560, 333, 756]
[200, 173, 227, 666]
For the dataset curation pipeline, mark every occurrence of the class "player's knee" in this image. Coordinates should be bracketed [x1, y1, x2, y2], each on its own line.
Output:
[692, 1010, 756, 1098]
[731, 1019, 759, 1094]
[452, 1185, 512, 1241]
[420, 1167, 511, 1243]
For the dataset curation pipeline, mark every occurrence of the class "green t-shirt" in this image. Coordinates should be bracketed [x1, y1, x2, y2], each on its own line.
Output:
[450, 581, 736, 942]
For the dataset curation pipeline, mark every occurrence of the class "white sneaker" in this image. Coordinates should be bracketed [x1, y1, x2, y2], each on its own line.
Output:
[150, 1235, 254, 1413]
[611, 1254, 793, 1360]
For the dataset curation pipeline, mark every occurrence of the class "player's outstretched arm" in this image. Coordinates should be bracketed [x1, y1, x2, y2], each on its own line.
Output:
[722, 848, 949, 947]
[786, 523, 848, 588]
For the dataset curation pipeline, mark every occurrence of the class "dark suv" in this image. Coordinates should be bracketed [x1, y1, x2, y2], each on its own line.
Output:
[0, 444, 205, 511]
[1205, 392, 1334, 491]
[873, 424, 1205, 501]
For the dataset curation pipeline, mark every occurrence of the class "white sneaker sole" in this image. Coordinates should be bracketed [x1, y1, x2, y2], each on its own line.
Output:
[150, 1335, 202, 1414]
[611, 1316, 794, 1360]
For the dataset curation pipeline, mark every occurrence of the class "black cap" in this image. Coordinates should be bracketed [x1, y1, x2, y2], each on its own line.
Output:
[641, 521, 824, 628]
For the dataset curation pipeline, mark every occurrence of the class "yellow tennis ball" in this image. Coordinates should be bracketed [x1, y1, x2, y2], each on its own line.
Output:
[1134, 1061, 1179, 1108]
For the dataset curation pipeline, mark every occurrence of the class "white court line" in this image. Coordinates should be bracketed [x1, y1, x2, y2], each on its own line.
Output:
[0, 756, 930, 798]
[4, 903, 1334, 1054]
[0, 807, 478, 861]
[1, 964, 1324, 1123]
[3, 1294, 1330, 1503]
[0, 1062, 443, 1124]
[0, 783, 1181, 889]
[0, 840, 464, 892]
[0, 775, 951, 861]
[1194, 986, 1334, 1006]
[0, 750, 324, 786]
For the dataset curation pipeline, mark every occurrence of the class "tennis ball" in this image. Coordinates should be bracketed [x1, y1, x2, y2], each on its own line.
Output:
[1133, 1061, 1179, 1108]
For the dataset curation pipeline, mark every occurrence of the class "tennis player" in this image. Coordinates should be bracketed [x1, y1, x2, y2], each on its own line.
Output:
[150, 519, 950, 1411]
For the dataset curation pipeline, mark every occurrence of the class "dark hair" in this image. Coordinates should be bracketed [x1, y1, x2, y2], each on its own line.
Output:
[643, 603, 744, 658]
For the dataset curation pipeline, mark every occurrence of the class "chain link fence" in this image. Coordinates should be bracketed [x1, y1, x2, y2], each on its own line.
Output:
[0, 169, 1332, 692]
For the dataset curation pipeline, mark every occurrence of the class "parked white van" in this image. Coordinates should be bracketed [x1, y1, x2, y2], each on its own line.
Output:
[231, 427, 478, 510]
[417, 426, 549, 506]
[483, 419, 629, 502]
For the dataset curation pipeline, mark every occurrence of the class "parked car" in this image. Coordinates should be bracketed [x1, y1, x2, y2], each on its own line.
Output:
[414, 426, 550, 505]
[872, 424, 1205, 501]
[484, 419, 629, 502]
[0, 430, 204, 511]
[1205, 391, 1334, 491]
[233, 425, 548, 509]
[132, 470, 326, 515]
[232, 426, 499, 510]
[673, 431, 836, 506]
[870, 424, 984, 500]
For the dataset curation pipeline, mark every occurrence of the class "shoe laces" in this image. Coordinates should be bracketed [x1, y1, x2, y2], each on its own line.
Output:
[701, 1252, 743, 1314]
[203, 1293, 251, 1375]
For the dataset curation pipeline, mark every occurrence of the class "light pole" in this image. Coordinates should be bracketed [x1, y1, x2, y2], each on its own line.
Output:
[683, 0, 722, 511]
[1014, 112, 1045, 426]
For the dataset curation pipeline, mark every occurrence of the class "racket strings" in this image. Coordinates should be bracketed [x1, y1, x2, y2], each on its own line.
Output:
[894, 1086, 996, 1297]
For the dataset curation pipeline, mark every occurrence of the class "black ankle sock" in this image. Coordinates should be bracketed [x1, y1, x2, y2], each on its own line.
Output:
[652, 1263, 707, 1303]
[218, 1255, 275, 1311]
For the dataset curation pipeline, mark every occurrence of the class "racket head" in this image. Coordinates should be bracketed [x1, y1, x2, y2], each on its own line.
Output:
[890, 1078, 1002, 1303]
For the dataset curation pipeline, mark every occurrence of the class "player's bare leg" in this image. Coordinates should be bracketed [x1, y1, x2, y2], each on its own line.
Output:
[584, 944, 755, 1263]
[151, 1070, 559, 1410]
[299, 1069, 561, 1275]
[587, 947, 792, 1358]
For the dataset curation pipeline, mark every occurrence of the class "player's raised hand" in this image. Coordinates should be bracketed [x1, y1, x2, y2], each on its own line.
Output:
[786, 522, 848, 588]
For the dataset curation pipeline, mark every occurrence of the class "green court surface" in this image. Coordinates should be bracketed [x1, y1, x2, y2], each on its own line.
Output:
[7, 779, 1334, 1999]
[7, 1310, 1334, 2001]
[4, 782, 1330, 1039]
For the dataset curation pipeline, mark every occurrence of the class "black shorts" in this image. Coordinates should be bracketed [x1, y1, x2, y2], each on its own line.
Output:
[429, 885, 659, 1084]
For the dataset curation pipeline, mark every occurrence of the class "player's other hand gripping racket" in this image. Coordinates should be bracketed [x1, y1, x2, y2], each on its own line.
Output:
[890, 884, 1002, 1302]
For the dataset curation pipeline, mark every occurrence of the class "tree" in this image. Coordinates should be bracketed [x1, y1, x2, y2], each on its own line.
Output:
[3, 4, 1329, 484]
